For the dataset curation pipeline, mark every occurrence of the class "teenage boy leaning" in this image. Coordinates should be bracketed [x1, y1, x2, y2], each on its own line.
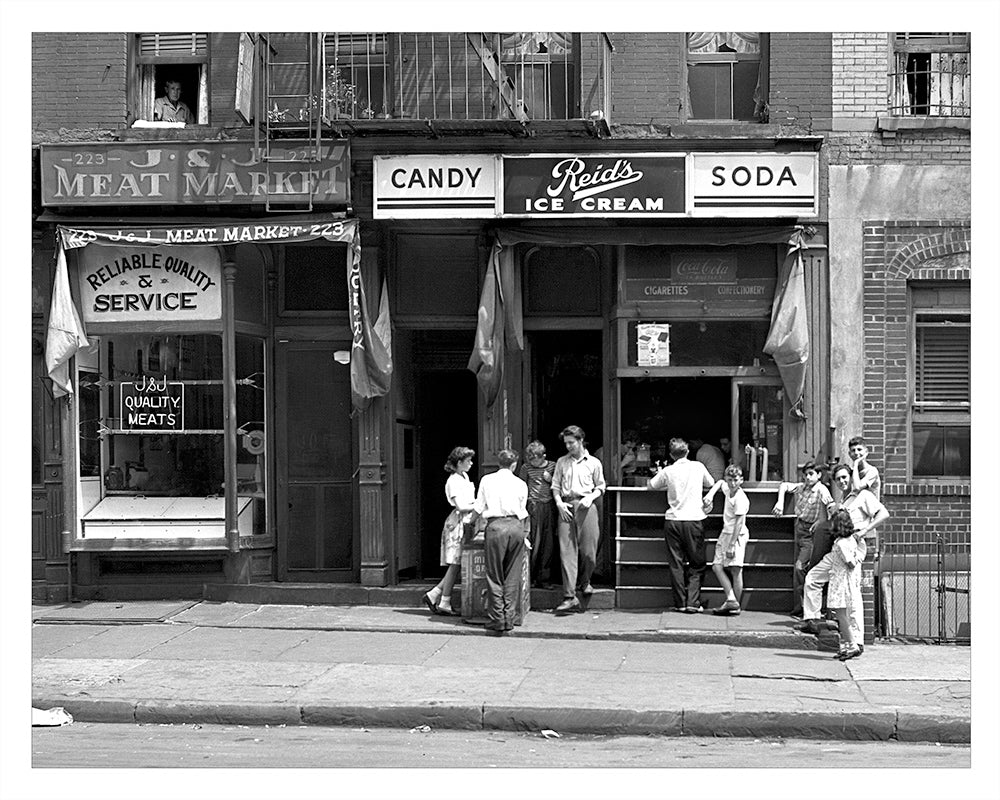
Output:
[772, 461, 836, 618]
[848, 436, 881, 500]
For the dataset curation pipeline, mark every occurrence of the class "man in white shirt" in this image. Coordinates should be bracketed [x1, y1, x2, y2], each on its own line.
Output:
[647, 437, 715, 612]
[471, 449, 530, 636]
[551, 425, 607, 614]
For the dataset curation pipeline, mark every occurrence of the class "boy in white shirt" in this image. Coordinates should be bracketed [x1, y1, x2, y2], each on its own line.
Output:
[703, 465, 750, 615]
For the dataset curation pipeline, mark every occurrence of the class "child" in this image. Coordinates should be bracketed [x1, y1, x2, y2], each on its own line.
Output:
[848, 436, 881, 500]
[771, 461, 836, 617]
[517, 440, 558, 588]
[826, 508, 863, 661]
[702, 465, 750, 615]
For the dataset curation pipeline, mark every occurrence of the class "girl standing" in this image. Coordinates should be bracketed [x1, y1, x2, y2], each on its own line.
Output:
[703, 465, 750, 615]
[423, 446, 476, 616]
[827, 508, 863, 661]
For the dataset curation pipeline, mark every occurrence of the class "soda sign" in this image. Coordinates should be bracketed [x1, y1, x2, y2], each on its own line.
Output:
[691, 153, 818, 217]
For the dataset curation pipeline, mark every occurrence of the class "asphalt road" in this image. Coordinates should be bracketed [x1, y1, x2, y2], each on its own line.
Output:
[31, 721, 970, 769]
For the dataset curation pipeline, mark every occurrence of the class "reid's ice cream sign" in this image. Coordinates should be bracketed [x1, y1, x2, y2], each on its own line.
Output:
[690, 153, 818, 217]
[502, 154, 686, 217]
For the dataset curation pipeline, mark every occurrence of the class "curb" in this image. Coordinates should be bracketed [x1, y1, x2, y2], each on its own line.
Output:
[32, 696, 970, 744]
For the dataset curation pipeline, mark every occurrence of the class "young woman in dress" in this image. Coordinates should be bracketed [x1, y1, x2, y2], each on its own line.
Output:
[423, 446, 476, 616]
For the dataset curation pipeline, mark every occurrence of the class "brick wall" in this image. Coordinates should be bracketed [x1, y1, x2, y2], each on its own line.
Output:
[768, 32, 833, 125]
[608, 33, 681, 125]
[826, 130, 971, 165]
[832, 33, 889, 118]
[32, 32, 128, 133]
[860, 219, 971, 560]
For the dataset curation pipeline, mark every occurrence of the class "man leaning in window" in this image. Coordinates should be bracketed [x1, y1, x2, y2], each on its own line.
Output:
[153, 80, 193, 123]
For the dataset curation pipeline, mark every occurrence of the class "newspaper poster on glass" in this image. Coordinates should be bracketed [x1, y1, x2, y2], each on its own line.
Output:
[637, 323, 670, 366]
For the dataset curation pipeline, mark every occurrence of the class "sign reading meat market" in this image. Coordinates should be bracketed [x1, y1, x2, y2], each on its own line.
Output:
[501, 154, 685, 217]
[40, 140, 349, 206]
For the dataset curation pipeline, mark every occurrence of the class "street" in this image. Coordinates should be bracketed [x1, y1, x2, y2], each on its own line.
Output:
[31, 721, 970, 769]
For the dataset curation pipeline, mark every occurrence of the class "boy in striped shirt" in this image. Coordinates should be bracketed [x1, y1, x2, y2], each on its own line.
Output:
[518, 441, 558, 588]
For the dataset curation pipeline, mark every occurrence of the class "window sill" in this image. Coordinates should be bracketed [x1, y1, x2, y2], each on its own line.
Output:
[884, 482, 970, 496]
[877, 116, 970, 132]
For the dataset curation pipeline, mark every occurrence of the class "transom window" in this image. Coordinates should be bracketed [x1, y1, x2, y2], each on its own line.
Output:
[910, 283, 970, 479]
[891, 32, 970, 117]
[134, 33, 209, 125]
[686, 32, 768, 122]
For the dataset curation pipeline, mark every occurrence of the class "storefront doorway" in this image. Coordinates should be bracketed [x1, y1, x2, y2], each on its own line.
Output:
[527, 330, 604, 458]
[275, 340, 356, 581]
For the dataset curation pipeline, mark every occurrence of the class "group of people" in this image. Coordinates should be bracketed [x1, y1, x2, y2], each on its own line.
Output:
[646, 434, 888, 661]
[421, 427, 888, 658]
[422, 425, 606, 635]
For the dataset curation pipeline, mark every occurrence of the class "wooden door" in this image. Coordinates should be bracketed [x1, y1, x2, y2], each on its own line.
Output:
[275, 341, 356, 581]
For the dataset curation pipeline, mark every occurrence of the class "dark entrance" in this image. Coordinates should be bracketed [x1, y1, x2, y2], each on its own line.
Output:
[527, 330, 604, 458]
[412, 331, 478, 578]
[275, 341, 356, 581]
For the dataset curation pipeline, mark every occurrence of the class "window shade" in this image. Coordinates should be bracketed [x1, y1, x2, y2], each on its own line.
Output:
[915, 321, 970, 403]
[139, 33, 208, 57]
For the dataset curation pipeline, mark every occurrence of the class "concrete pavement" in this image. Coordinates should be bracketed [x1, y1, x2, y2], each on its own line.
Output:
[31, 600, 971, 743]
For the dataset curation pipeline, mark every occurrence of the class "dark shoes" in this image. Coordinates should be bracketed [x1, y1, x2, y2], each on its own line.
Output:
[422, 592, 439, 614]
[712, 599, 741, 616]
[797, 618, 821, 634]
[579, 584, 595, 595]
[837, 643, 863, 661]
[554, 598, 582, 615]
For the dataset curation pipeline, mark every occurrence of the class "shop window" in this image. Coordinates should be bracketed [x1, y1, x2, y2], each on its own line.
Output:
[524, 246, 600, 315]
[93, 334, 225, 497]
[624, 320, 771, 367]
[279, 243, 349, 316]
[323, 33, 388, 119]
[236, 335, 267, 536]
[910, 284, 970, 479]
[500, 33, 576, 120]
[891, 33, 970, 117]
[686, 32, 768, 122]
[133, 33, 209, 125]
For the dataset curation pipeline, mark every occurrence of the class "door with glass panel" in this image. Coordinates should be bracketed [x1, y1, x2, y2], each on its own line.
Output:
[275, 341, 356, 580]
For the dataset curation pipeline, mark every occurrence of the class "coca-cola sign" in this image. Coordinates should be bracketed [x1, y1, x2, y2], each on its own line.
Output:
[670, 253, 737, 283]
[502, 154, 685, 217]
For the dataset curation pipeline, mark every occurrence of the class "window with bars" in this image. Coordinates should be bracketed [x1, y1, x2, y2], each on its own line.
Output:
[499, 33, 576, 120]
[134, 33, 209, 125]
[891, 32, 970, 117]
[686, 32, 768, 122]
[323, 33, 388, 119]
[910, 284, 970, 478]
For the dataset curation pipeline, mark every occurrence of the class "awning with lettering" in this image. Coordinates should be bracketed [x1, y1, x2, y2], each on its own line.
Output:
[56, 214, 356, 249]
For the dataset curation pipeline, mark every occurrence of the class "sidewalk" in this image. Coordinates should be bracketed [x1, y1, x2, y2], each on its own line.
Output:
[31, 600, 971, 743]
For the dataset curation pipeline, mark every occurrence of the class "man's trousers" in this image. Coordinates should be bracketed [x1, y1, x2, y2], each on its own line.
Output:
[484, 517, 526, 632]
[556, 500, 600, 599]
[664, 519, 706, 609]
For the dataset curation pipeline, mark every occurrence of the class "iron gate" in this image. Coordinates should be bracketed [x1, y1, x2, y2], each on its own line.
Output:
[876, 535, 970, 643]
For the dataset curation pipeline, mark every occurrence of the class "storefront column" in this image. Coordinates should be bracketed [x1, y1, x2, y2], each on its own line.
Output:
[359, 397, 390, 586]
[221, 258, 250, 583]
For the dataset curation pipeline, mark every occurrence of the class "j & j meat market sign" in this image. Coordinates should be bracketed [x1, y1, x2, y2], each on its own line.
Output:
[40, 141, 349, 206]
[502, 154, 686, 217]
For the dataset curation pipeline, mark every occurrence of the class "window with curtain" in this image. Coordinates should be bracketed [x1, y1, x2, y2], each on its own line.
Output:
[686, 32, 768, 122]
[910, 284, 970, 479]
[891, 33, 970, 117]
[134, 33, 209, 125]
[500, 32, 576, 120]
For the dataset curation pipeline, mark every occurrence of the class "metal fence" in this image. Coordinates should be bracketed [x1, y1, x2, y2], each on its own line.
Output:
[876, 535, 970, 643]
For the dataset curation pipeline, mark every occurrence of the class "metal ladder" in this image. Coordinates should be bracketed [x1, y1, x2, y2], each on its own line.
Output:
[259, 32, 323, 212]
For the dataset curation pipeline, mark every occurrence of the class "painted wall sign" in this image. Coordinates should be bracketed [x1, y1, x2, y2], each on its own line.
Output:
[502, 154, 686, 217]
[119, 377, 184, 433]
[373, 155, 498, 218]
[76, 244, 222, 323]
[624, 247, 777, 316]
[40, 140, 349, 206]
[690, 153, 818, 217]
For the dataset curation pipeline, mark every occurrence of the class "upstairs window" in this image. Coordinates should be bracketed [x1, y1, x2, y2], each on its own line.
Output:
[134, 33, 209, 125]
[500, 33, 576, 120]
[891, 33, 970, 117]
[910, 284, 970, 479]
[686, 32, 768, 122]
[323, 33, 388, 120]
